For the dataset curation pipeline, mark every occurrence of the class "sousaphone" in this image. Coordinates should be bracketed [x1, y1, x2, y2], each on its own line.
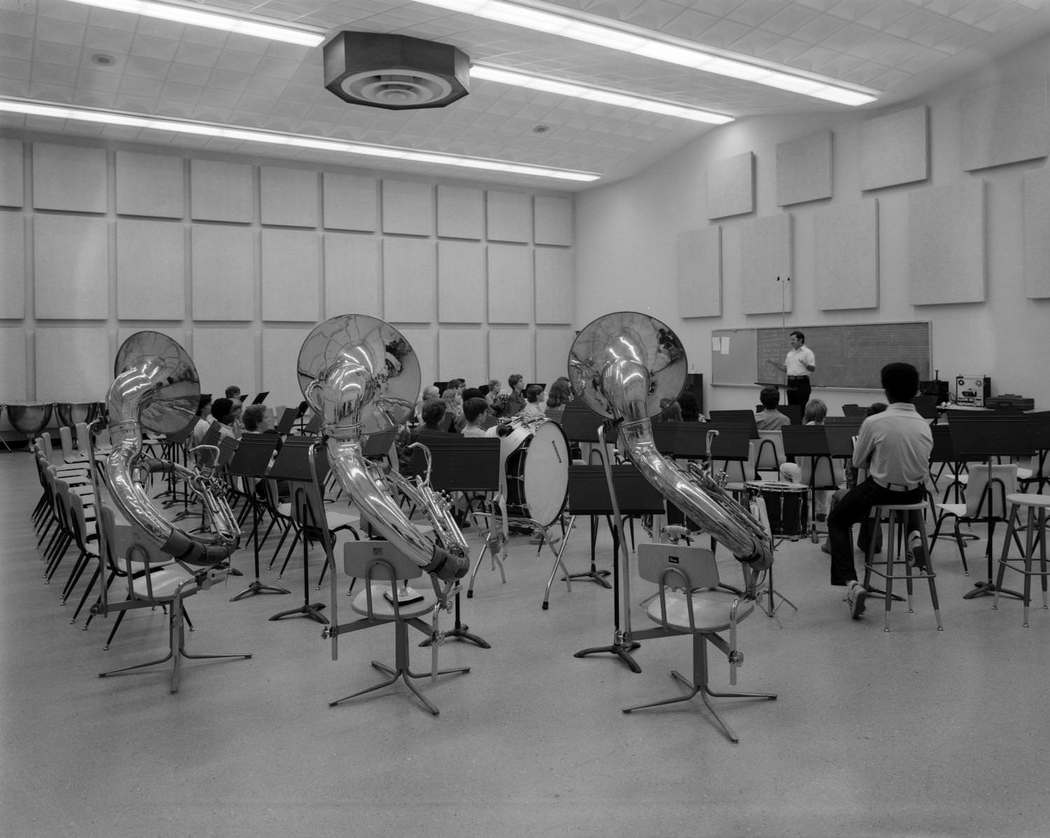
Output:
[569, 312, 772, 571]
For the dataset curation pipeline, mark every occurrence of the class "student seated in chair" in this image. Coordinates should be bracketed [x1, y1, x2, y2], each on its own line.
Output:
[755, 386, 791, 431]
[827, 364, 932, 620]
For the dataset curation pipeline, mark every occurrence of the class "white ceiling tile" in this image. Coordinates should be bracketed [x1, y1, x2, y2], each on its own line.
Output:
[32, 61, 78, 86]
[29, 80, 74, 101]
[0, 34, 34, 61]
[0, 57, 30, 81]
[623, 0, 686, 30]
[167, 62, 212, 86]
[161, 81, 203, 102]
[119, 74, 163, 98]
[208, 68, 252, 89]
[174, 42, 223, 67]
[0, 77, 29, 95]
[125, 54, 170, 79]
[214, 49, 264, 72]
[86, 8, 139, 31]
[37, 0, 90, 24]
[131, 34, 180, 61]
[697, 17, 755, 47]
[34, 18, 85, 47]
[726, 0, 788, 28]
[0, 11, 37, 38]
[84, 25, 135, 54]
[33, 41, 82, 67]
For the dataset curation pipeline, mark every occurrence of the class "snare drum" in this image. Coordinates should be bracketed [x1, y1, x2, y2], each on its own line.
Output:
[498, 419, 570, 527]
[746, 480, 809, 540]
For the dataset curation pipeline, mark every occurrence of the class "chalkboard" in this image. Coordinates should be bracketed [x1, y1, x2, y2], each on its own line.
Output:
[713, 322, 931, 390]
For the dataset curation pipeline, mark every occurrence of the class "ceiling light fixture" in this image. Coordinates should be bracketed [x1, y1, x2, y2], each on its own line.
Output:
[0, 98, 600, 182]
[471, 64, 732, 124]
[416, 0, 878, 106]
[63, 0, 325, 47]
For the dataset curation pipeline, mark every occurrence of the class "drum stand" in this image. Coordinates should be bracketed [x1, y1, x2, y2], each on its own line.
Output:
[542, 514, 611, 610]
[466, 495, 509, 599]
[756, 538, 798, 620]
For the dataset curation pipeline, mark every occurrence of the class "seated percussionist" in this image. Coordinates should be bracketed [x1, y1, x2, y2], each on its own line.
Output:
[828, 363, 932, 620]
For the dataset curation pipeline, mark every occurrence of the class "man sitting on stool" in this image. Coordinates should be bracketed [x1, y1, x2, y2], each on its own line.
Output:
[827, 362, 932, 619]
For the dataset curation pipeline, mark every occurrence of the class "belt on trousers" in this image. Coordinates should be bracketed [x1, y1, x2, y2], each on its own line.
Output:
[787, 376, 809, 382]
[874, 478, 923, 492]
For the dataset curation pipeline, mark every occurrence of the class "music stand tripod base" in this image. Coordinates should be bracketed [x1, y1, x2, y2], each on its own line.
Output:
[574, 634, 642, 674]
[269, 600, 327, 624]
[230, 578, 290, 601]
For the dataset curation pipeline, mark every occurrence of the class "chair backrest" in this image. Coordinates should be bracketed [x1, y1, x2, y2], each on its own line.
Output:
[965, 463, 1018, 519]
[637, 542, 719, 590]
[59, 425, 76, 460]
[842, 404, 869, 418]
[754, 430, 784, 472]
[343, 539, 423, 581]
[75, 421, 91, 453]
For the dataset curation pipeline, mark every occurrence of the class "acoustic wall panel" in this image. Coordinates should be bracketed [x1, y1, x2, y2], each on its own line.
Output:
[0, 138, 24, 208]
[32, 143, 107, 213]
[324, 233, 381, 317]
[534, 195, 572, 246]
[383, 238, 435, 322]
[487, 191, 531, 242]
[323, 172, 378, 231]
[192, 326, 258, 398]
[438, 240, 485, 323]
[739, 214, 792, 315]
[487, 244, 532, 323]
[861, 106, 928, 191]
[813, 199, 878, 310]
[535, 326, 573, 381]
[35, 326, 110, 401]
[534, 246, 574, 325]
[115, 150, 184, 218]
[261, 228, 320, 321]
[260, 166, 319, 228]
[382, 179, 433, 236]
[191, 225, 255, 320]
[908, 180, 985, 305]
[0, 327, 27, 400]
[394, 325, 436, 387]
[488, 327, 534, 382]
[676, 227, 721, 318]
[33, 215, 109, 319]
[707, 151, 754, 219]
[0, 212, 25, 318]
[777, 130, 832, 207]
[961, 80, 1048, 172]
[190, 159, 253, 222]
[437, 185, 483, 239]
[438, 327, 486, 383]
[116, 219, 185, 319]
[1023, 167, 1050, 299]
[262, 326, 311, 407]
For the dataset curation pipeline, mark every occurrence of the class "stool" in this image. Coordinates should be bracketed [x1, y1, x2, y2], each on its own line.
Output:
[863, 502, 942, 632]
[993, 493, 1050, 627]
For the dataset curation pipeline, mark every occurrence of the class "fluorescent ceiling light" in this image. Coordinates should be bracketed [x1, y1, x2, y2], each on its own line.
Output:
[0, 98, 599, 182]
[63, 0, 325, 47]
[416, 0, 879, 106]
[471, 64, 732, 124]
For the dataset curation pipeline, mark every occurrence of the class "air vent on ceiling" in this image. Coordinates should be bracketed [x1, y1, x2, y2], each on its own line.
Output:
[323, 32, 470, 110]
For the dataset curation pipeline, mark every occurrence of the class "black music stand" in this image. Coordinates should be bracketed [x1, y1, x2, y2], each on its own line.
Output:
[950, 419, 1035, 601]
[565, 457, 665, 673]
[708, 410, 760, 438]
[560, 400, 606, 444]
[266, 438, 331, 623]
[781, 425, 835, 540]
[415, 436, 502, 649]
[227, 435, 289, 601]
[274, 407, 297, 436]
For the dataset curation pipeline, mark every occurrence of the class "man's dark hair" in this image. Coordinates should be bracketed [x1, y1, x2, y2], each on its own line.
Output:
[508, 373, 523, 389]
[790, 330, 805, 343]
[462, 387, 483, 401]
[224, 385, 241, 399]
[196, 394, 212, 417]
[242, 404, 265, 431]
[463, 397, 488, 424]
[759, 386, 781, 410]
[525, 384, 543, 404]
[211, 397, 235, 424]
[881, 363, 920, 403]
[678, 392, 700, 421]
[421, 399, 446, 428]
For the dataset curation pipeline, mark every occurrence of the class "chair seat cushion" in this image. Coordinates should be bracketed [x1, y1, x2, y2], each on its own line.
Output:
[937, 503, 967, 518]
[646, 589, 753, 633]
[350, 584, 436, 619]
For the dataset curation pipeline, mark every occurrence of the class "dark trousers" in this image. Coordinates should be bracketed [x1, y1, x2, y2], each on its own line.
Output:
[786, 378, 811, 409]
[827, 478, 924, 586]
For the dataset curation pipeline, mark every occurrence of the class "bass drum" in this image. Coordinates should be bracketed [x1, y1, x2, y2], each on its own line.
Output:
[498, 419, 570, 527]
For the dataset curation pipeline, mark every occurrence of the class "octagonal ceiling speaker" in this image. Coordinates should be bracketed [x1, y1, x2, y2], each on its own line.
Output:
[323, 31, 470, 110]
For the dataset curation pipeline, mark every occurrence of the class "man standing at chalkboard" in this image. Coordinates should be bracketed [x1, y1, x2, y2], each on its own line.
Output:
[768, 330, 815, 409]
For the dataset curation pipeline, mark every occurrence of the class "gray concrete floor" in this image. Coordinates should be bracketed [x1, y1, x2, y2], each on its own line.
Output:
[2, 452, 1049, 837]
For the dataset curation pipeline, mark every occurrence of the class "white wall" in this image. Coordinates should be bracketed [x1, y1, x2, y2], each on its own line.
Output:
[0, 138, 575, 436]
[576, 36, 1050, 415]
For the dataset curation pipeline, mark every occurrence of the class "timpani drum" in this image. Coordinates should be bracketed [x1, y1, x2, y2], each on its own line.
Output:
[498, 418, 570, 527]
[746, 481, 809, 540]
